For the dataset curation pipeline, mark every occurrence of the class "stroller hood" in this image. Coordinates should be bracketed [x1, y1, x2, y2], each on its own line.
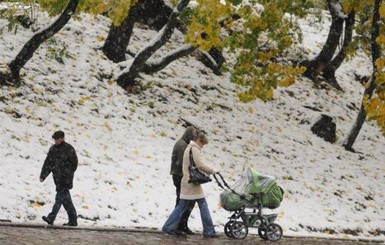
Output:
[220, 167, 284, 211]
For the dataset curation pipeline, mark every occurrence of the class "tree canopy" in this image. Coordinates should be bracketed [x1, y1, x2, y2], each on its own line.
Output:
[183, 0, 312, 101]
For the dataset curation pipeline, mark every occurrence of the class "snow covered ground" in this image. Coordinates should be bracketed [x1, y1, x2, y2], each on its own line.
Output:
[0, 5, 384, 241]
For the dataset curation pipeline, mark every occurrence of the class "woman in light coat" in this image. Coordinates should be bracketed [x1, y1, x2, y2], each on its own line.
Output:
[162, 132, 219, 238]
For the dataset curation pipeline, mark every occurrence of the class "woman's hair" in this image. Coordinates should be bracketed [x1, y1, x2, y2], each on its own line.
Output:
[195, 131, 209, 145]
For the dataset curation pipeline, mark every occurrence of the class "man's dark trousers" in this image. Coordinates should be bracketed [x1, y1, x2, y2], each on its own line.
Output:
[47, 189, 77, 222]
[173, 175, 195, 231]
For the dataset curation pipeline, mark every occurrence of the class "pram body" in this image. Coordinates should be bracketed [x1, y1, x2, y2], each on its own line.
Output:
[215, 168, 284, 241]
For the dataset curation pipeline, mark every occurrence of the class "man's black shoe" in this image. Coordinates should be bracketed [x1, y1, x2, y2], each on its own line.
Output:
[42, 216, 53, 225]
[163, 230, 186, 237]
[182, 227, 195, 235]
[63, 221, 77, 227]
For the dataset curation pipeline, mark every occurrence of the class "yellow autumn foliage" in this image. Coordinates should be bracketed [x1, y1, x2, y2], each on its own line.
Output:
[185, 0, 227, 51]
[380, 1, 385, 17]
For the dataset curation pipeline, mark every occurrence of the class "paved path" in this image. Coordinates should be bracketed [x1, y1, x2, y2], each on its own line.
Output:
[0, 224, 383, 245]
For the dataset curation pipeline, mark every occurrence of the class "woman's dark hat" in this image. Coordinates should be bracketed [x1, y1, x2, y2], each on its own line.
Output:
[52, 130, 65, 139]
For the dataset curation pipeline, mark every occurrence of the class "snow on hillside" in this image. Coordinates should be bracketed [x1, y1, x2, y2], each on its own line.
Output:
[1, 7, 385, 241]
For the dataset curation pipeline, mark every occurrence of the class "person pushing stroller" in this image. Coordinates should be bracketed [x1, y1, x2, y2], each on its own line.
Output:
[163, 131, 220, 238]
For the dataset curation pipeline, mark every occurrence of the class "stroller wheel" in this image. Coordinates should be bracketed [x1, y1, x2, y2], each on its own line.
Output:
[224, 221, 234, 238]
[230, 221, 248, 239]
[265, 223, 283, 241]
[258, 228, 268, 240]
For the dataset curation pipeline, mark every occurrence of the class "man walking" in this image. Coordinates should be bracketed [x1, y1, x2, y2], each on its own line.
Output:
[40, 130, 78, 226]
[170, 126, 197, 234]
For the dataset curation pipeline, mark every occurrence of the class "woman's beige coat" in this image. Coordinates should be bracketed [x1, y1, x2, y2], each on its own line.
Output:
[180, 141, 216, 200]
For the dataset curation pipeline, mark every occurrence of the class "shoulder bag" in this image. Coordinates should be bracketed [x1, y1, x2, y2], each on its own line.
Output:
[188, 147, 212, 185]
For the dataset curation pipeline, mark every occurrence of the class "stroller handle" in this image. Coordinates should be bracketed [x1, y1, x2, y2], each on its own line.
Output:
[213, 173, 245, 198]
[213, 172, 229, 189]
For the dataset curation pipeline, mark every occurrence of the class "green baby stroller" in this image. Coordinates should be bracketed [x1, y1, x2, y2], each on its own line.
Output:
[214, 168, 284, 241]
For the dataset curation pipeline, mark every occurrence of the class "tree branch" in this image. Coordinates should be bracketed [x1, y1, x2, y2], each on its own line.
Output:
[117, 0, 190, 88]
[141, 45, 195, 74]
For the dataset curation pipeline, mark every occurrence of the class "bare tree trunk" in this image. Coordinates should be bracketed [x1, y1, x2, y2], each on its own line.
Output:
[5, 0, 79, 83]
[303, 0, 345, 81]
[136, 0, 173, 31]
[102, 3, 141, 63]
[322, 10, 355, 90]
[117, 0, 190, 89]
[102, 0, 174, 63]
[344, 0, 381, 151]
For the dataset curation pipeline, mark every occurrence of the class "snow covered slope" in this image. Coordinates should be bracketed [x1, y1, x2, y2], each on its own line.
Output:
[0, 9, 384, 241]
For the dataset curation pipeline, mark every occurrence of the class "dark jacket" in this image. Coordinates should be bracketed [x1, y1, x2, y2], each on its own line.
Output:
[40, 141, 78, 191]
[170, 126, 196, 176]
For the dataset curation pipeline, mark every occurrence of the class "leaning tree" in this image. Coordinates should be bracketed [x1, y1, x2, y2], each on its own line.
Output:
[322, 9, 355, 90]
[102, 1, 146, 63]
[302, 0, 347, 85]
[344, 0, 385, 151]
[116, 0, 192, 89]
[0, 0, 80, 85]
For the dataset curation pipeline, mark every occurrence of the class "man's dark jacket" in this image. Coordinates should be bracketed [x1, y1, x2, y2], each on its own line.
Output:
[40, 142, 78, 191]
[170, 126, 195, 176]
